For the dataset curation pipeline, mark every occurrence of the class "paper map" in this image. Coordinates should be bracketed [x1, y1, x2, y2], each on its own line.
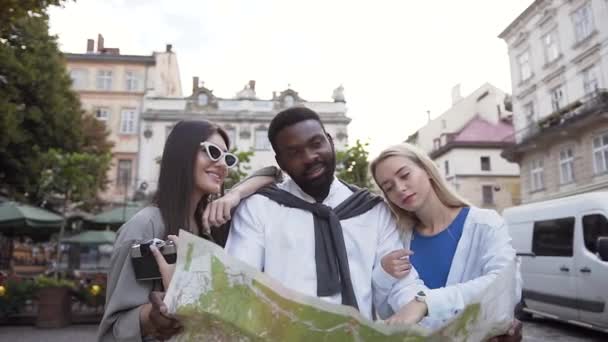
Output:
[164, 230, 517, 341]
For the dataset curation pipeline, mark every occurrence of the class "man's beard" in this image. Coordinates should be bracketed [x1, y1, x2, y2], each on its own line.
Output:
[294, 156, 336, 201]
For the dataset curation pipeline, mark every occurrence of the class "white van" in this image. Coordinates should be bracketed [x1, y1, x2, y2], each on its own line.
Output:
[503, 192, 608, 332]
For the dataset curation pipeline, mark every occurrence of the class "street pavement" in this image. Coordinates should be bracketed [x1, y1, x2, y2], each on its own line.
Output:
[0, 318, 606, 341]
[523, 317, 607, 342]
[0, 324, 98, 342]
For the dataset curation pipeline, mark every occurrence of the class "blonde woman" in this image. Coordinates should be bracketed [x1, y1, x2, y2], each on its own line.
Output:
[370, 143, 522, 340]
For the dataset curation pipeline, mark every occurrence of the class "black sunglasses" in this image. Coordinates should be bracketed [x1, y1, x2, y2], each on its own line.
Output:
[200, 142, 239, 168]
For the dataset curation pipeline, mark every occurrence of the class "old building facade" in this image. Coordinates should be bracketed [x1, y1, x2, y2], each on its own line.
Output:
[64, 35, 182, 203]
[499, 0, 608, 203]
[407, 83, 521, 212]
[137, 79, 351, 194]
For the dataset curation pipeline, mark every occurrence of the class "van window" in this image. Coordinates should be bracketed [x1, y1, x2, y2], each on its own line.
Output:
[532, 217, 575, 257]
[582, 214, 608, 254]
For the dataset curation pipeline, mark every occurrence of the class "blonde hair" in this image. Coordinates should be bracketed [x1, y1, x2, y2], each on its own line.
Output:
[370, 143, 471, 228]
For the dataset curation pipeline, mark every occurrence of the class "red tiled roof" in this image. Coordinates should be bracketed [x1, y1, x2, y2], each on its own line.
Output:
[452, 115, 514, 143]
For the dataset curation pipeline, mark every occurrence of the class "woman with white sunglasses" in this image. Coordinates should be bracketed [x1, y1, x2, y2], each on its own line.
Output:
[98, 120, 280, 342]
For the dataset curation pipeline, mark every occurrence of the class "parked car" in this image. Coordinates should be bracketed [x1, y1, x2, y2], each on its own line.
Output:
[503, 192, 608, 332]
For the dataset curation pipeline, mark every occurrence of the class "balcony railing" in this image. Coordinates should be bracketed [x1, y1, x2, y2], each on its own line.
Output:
[512, 89, 608, 145]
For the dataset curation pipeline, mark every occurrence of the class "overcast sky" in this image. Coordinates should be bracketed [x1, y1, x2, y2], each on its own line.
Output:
[48, 0, 531, 156]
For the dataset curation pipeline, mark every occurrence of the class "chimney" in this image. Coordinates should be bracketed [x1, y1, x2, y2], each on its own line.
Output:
[192, 76, 199, 92]
[451, 84, 463, 105]
[97, 34, 105, 52]
[166, 44, 172, 52]
[248, 80, 256, 90]
[86, 39, 94, 53]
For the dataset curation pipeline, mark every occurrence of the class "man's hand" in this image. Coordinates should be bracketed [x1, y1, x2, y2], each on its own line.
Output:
[150, 235, 179, 290]
[381, 249, 414, 279]
[488, 319, 523, 342]
[202, 191, 241, 230]
[147, 291, 182, 341]
[385, 299, 427, 325]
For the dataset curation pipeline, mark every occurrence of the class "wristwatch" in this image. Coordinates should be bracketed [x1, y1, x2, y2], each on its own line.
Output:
[415, 290, 426, 303]
[415, 291, 429, 317]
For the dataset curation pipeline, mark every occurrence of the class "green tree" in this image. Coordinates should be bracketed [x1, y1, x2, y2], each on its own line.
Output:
[0, 1, 71, 37]
[37, 148, 110, 277]
[223, 148, 254, 190]
[81, 113, 114, 155]
[0, 10, 91, 203]
[38, 149, 111, 206]
[80, 113, 114, 195]
[336, 139, 372, 189]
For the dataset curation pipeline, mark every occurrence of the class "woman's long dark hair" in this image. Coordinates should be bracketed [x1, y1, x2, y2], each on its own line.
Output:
[153, 120, 229, 237]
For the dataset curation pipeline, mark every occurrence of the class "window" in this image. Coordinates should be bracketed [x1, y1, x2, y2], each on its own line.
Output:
[433, 139, 440, 150]
[530, 158, 544, 191]
[532, 217, 575, 256]
[582, 66, 599, 96]
[482, 185, 494, 205]
[94, 107, 110, 121]
[116, 159, 132, 188]
[254, 129, 271, 150]
[542, 30, 560, 63]
[559, 147, 575, 184]
[283, 95, 295, 108]
[550, 85, 564, 112]
[582, 214, 608, 254]
[593, 133, 608, 174]
[125, 71, 139, 91]
[120, 109, 137, 134]
[225, 127, 237, 146]
[520, 101, 534, 130]
[480, 156, 491, 171]
[517, 50, 532, 82]
[198, 93, 209, 106]
[69, 69, 88, 89]
[572, 3, 594, 43]
[96, 70, 112, 90]
[444, 160, 450, 176]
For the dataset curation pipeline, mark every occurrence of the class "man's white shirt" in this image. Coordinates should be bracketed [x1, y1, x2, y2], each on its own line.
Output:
[225, 177, 423, 320]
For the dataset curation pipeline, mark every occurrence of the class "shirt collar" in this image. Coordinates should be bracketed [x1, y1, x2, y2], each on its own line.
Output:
[283, 176, 344, 205]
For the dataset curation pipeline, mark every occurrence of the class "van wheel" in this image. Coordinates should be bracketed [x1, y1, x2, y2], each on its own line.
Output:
[515, 299, 533, 321]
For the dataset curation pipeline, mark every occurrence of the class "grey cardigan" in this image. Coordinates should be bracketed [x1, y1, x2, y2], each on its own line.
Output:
[98, 206, 166, 342]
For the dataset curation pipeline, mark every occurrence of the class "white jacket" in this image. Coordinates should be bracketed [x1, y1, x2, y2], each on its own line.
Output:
[373, 207, 522, 322]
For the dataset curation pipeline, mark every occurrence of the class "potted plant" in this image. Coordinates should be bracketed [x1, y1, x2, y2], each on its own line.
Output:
[73, 279, 106, 312]
[34, 275, 75, 328]
[0, 275, 36, 322]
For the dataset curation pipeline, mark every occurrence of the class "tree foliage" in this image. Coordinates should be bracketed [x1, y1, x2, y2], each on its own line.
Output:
[81, 113, 114, 155]
[0, 1, 71, 37]
[0, 8, 112, 206]
[38, 148, 111, 205]
[223, 148, 254, 190]
[336, 140, 372, 189]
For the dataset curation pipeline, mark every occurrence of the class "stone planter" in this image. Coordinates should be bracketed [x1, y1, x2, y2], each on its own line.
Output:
[36, 286, 72, 328]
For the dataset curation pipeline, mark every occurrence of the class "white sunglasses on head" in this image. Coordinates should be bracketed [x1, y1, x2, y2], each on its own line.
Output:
[200, 142, 239, 168]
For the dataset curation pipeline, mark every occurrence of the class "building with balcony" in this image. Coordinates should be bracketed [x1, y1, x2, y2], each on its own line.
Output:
[499, 0, 608, 203]
[64, 35, 182, 204]
[407, 83, 521, 212]
[137, 79, 351, 194]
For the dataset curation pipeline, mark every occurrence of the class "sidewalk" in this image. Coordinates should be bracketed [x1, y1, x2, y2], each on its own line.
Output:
[0, 324, 97, 342]
[1, 320, 605, 341]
